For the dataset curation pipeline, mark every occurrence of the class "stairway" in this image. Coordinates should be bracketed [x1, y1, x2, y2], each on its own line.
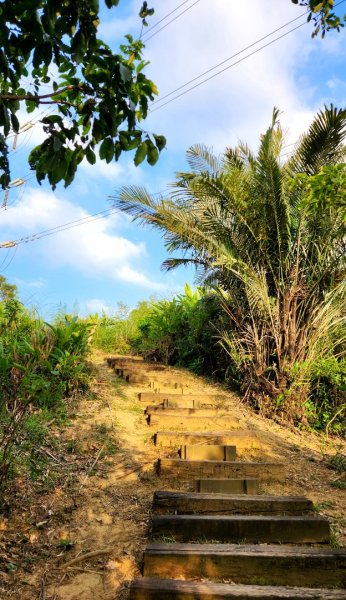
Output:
[106, 357, 346, 599]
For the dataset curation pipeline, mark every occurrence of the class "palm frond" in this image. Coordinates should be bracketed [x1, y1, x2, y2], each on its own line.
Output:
[287, 104, 346, 175]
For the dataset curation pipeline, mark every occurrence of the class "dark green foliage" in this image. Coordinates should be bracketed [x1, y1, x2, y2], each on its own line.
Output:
[0, 1, 165, 189]
[306, 358, 346, 434]
[130, 286, 231, 380]
[292, 0, 345, 37]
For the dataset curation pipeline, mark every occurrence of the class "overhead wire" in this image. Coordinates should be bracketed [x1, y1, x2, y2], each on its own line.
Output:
[0, 190, 168, 247]
[3, 1, 345, 252]
[142, 0, 201, 43]
[149, 0, 346, 112]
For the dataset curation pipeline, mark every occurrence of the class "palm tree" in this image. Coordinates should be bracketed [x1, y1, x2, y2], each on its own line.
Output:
[111, 105, 346, 424]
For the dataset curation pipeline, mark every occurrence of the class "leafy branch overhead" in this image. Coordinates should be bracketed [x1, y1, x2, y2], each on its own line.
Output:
[292, 0, 346, 37]
[0, 1, 166, 190]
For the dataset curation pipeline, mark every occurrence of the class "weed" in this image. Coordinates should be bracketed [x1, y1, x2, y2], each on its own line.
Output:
[327, 452, 346, 473]
[313, 500, 335, 511]
[56, 539, 75, 551]
[330, 479, 346, 489]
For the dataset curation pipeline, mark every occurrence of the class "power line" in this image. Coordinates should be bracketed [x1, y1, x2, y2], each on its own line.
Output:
[142, 0, 200, 36]
[142, 0, 201, 43]
[0, 191, 168, 247]
[150, 0, 346, 112]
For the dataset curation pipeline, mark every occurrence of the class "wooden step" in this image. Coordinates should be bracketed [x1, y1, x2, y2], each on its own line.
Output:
[148, 415, 241, 429]
[151, 514, 330, 544]
[130, 578, 346, 599]
[195, 478, 259, 494]
[145, 407, 222, 417]
[180, 444, 237, 461]
[152, 491, 314, 515]
[143, 543, 346, 588]
[138, 392, 221, 404]
[106, 356, 143, 367]
[157, 459, 285, 481]
[153, 430, 260, 449]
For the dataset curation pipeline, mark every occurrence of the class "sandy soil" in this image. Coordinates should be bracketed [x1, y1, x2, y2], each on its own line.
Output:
[0, 350, 345, 599]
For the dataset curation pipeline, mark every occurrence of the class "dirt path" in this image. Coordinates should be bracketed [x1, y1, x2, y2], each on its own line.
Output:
[1, 351, 345, 599]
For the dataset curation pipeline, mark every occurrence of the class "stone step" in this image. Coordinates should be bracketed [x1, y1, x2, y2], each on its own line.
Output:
[180, 444, 237, 461]
[151, 514, 330, 544]
[129, 578, 346, 599]
[146, 406, 223, 417]
[154, 430, 260, 449]
[157, 459, 284, 481]
[195, 478, 259, 494]
[143, 543, 346, 588]
[148, 415, 241, 429]
[152, 491, 314, 515]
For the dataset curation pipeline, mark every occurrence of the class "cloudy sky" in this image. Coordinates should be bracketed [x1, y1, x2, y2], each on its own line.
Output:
[1, 0, 345, 318]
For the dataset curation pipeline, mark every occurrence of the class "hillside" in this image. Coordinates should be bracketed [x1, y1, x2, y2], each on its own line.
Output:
[0, 350, 345, 599]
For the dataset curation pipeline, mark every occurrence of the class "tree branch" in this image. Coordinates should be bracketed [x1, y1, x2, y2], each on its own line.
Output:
[0, 85, 84, 102]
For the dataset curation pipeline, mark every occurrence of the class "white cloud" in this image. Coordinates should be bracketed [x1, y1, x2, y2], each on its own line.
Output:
[133, 0, 344, 155]
[14, 277, 46, 289]
[82, 298, 112, 315]
[0, 187, 167, 290]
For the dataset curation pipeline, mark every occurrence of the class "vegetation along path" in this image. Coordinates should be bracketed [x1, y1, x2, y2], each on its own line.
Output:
[1, 352, 345, 599]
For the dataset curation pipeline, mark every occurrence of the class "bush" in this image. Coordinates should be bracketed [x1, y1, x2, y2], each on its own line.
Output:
[306, 357, 346, 435]
[0, 302, 92, 492]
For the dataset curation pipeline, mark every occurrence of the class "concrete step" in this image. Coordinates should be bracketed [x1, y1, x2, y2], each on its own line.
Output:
[152, 491, 314, 515]
[151, 514, 330, 544]
[195, 478, 259, 494]
[157, 459, 284, 481]
[143, 543, 346, 588]
[129, 578, 346, 599]
[180, 444, 237, 461]
[153, 430, 260, 449]
[148, 415, 241, 429]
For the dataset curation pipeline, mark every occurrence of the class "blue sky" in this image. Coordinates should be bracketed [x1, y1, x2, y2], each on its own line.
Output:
[1, 0, 345, 319]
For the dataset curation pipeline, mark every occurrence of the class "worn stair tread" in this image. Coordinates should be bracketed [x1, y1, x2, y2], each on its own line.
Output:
[195, 478, 259, 494]
[157, 459, 285, 481]
[149, 415, 241, 429]
[152, 490, 314, 514]
[143, 543, 346, 588]
[146, 543, 345, 556]
[152, 514, 330, 544]
[130, 578, 346, 599]
[139, 392, 223, 403]
[145, 407, 223, 416]
[154, 431, 260, 447]
[180, 444, 237, 461]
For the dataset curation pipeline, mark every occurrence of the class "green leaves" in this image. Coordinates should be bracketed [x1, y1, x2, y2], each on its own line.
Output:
[134, 141, 148, 166]
[0, 0, 164, 189]
[99, 137, 114, 163]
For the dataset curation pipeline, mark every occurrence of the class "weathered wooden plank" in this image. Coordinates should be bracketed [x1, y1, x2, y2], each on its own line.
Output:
[143, 543, 346, 588]
[146, 407, 224, 417]
[148, 415, 241, 429]
[195, 478, 259, 494]
[180, 445, 237, 461]
[152, 491, 314, 515]
[138, 392, 222, 404]
[130, 578, 346, 599]
[153, 430, 260, 449]
[157, 459, 284, 481]
[152, 514, 330, 544]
